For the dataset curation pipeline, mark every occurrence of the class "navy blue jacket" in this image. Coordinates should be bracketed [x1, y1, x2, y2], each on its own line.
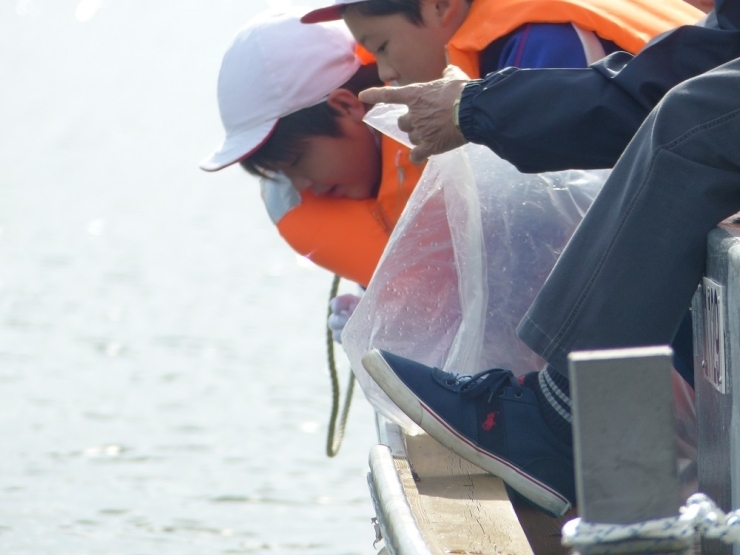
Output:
[457, 0, 740, 173]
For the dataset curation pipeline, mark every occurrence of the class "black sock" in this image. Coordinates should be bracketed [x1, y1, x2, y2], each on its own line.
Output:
[533, 365, 573, 445]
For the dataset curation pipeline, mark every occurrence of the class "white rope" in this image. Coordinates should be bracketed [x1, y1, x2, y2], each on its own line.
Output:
[562, 493, 740, 549]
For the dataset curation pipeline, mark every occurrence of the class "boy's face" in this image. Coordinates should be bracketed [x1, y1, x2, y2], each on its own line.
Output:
[343, 0, 466, 85]
[274, 90, 381, 200]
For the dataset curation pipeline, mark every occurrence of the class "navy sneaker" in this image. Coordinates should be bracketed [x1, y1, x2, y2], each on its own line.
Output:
[362, 349, 575, 517]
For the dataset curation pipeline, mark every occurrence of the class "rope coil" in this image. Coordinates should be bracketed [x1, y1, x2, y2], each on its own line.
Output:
[562, 493, 740, 549]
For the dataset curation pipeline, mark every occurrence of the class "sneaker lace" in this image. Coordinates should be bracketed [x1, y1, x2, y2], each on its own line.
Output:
[452, 368, 522, 402]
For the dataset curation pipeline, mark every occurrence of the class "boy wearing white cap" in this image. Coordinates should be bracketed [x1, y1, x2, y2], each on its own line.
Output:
[301, 0, 701, 85]
[200, 8, 424, 297]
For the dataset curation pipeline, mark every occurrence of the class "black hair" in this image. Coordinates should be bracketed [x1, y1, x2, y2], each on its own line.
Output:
[239, 62, 382, 178]
[342, 0, 425, 25]
[341, 0, 472, 26]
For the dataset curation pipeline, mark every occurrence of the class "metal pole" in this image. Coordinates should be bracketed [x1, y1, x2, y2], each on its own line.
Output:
[569, 346, 690, 554]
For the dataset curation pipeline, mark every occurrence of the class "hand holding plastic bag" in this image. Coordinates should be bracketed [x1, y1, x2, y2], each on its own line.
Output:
[359, 65, 469, 164]
[328, 293, 361, 344]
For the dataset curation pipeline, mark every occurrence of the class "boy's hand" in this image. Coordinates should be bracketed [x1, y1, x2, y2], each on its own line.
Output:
[328, 293, 361, 344]
[359, 65, 470, 164]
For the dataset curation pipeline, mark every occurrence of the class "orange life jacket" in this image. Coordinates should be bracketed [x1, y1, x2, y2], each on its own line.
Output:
[271, 135, 424, 287]
[447, 0, 704, 78]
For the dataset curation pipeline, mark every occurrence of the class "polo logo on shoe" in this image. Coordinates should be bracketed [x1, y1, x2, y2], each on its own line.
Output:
[482, 411, 499, 431]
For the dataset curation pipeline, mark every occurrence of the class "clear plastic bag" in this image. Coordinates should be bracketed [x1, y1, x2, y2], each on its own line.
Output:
[344, 105, 605, 429]
[343, 105, 697, 497]
[342, 105, 608, 431]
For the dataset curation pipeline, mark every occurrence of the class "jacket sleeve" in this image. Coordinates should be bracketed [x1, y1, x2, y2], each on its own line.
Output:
[457, 10, 740, 173]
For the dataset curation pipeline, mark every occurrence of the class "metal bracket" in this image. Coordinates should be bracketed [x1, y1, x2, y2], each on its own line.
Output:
[703, 276, 728, 394]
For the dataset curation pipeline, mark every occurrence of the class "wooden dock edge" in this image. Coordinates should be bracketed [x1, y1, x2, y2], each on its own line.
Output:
[369, 413, 572, 555]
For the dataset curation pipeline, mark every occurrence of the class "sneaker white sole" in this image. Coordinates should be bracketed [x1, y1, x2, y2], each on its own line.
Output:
[362, 349, 571, 517]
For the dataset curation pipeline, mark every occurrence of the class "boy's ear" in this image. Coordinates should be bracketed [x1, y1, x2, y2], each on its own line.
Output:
[425, 0, 467, 29]
[326, 89, 367, 123]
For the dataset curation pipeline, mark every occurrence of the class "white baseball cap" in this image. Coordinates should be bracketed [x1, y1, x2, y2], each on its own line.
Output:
[301, 0, 368, 24]
[200, 8, 361, 172]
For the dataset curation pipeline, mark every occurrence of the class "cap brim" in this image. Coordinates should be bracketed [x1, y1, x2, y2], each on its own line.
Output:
[199, 119, 277, 172]
[300, 6, 343, 23]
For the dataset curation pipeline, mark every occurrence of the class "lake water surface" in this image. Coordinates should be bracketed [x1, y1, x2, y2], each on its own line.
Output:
[0, 1, 378, 553]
